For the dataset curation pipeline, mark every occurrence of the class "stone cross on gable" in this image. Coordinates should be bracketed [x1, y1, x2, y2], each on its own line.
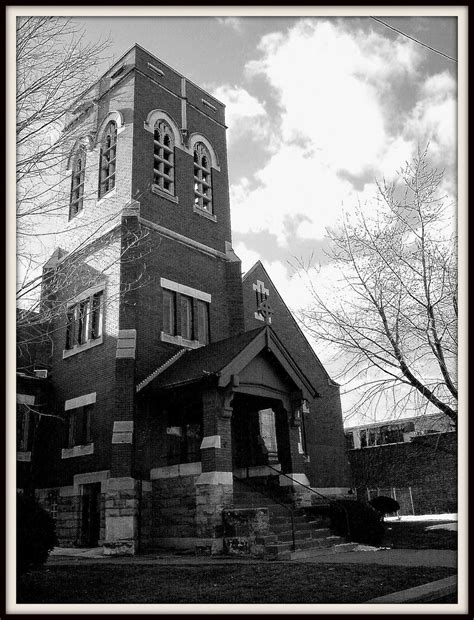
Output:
[258, 299, 273, 325]
[253, 279, 272, 324]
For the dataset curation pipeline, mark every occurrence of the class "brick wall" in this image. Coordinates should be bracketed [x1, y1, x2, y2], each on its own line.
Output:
[348, 432, 457, 514]
[39, 234, 122, 488]
[133, 229, 241, 383]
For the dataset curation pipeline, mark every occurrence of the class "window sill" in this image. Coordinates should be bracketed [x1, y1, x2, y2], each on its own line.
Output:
[160, 332, 203, 349]
[63, 335, 103, 359]
[17, 451, 32, 462]
[97, 187, 116, 206]
[68, 208, 85, 224]
[193, 205, 216, 222]
[152, 185, 179, 204]
[61, 443, 94, 459]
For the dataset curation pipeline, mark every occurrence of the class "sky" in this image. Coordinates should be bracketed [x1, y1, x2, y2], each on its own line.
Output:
[14, 10, 461, 425]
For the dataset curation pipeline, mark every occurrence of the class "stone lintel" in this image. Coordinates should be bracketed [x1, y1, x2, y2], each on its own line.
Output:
[74, 470, 110, 491]
[105, 477, 137, 491]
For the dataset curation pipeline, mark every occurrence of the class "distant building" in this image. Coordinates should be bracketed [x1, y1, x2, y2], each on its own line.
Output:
[345, 414, 456, 515]
[17, 45, 351, 555]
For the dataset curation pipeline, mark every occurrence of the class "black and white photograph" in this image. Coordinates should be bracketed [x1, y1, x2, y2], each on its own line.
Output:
[8, 5, 467, 614]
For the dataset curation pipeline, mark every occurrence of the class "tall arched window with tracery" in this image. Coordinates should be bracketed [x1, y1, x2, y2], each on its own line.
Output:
[153, 120, 175, 194]
[69, 150, 85, 220]
[193, 142, 212, 213]
[98, 121, 117, 199]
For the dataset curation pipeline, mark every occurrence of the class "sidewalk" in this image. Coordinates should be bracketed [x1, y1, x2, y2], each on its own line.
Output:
[48, 546, 457, 568]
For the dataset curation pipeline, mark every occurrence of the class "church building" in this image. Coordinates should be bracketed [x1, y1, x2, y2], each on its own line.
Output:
[17, 45, 351, 556]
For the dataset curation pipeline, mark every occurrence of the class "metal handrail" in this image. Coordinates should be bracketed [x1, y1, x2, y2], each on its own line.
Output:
[264, 464, 352, 539]
[232, 474, 296, 552]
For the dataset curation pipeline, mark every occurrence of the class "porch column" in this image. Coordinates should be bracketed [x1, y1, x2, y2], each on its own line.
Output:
[195, 387, 234, 542]
[275, 394, 312, 507]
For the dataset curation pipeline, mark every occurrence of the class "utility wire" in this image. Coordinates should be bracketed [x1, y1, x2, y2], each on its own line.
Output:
[370, 16, 457, 63]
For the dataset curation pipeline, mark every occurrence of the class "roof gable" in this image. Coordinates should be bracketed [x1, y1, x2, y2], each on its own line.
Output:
[141, 326, 317, 400]
[242, 260, 338, 387]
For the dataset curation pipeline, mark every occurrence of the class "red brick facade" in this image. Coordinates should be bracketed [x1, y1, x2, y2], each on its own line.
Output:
[18, 45, 350, 553]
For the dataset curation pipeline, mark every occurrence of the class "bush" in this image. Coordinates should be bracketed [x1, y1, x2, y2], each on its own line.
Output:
[330, 499, 385, 546]
[369, 495, 400, 516]
[17, 493, 57, 576]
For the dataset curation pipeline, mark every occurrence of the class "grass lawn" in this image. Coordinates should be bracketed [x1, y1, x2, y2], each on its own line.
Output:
[17, 563, 456, 604]
[384, 521, 457, 550]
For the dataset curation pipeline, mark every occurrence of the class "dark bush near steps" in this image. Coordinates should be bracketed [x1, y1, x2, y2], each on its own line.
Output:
[369, 495, 400, 516]
[330, 499, 385, 546]
[17, 493, 57, 576]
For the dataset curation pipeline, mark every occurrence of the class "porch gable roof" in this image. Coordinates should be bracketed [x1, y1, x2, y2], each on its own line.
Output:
[144, 326, 318, 399]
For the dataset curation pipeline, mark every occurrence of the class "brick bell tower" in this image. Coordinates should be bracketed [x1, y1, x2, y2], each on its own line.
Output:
[40, 44, 245, 555]
[103, 46, 246, 554]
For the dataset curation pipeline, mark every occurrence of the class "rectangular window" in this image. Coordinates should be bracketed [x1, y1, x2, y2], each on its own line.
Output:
[66, 291, 104, 350]
[17, 404, 31, 452]
[165, 406, 202, 466]
[162, 289, 176, 336]
[67, 405, 92, 448]
[196, 300, 209, 345]
[161, 281, 211, 346]
[180, 295, 193, 340]
[345, 432, 355, 450]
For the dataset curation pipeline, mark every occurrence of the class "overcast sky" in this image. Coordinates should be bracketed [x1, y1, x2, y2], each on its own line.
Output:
[15, 11, 460, 424]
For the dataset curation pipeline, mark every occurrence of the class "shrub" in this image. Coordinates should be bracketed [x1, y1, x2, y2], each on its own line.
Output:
[369, 495, 400, 516]
[17, 493, 57, 576]
[330, 499, 385, 546]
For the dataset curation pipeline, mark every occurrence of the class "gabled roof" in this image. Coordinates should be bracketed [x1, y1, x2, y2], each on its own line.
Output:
[242, 260, 339, 387]
[139, 326, 318, 400]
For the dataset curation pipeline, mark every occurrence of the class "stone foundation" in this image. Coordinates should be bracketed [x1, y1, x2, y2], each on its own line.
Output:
[151, 473, 199, 540]
[222, 507, 270, 556]
[103, 477, 139, 555]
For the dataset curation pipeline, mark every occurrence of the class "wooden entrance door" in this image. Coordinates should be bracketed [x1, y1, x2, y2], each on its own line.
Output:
[80, 482, 101, 547]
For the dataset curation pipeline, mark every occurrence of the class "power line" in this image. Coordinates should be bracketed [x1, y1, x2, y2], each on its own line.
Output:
[370, 16, 457, 63]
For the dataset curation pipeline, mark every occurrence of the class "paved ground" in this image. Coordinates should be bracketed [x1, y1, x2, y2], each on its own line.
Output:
[49, 546, 457, 568]
[296, 548, 457, 567]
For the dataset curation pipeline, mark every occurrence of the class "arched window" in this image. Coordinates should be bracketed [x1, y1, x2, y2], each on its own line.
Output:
[153, 120, 175, 194]
[69, 151, 85, 220]
[193, 142, 212, 213]
[98, 121, 117, 199]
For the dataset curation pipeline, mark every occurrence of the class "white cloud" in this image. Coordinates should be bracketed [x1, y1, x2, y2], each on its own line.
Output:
[229, 18, 456, 249]
[212, 85, 268, 146]
[216, 17, 243, 32]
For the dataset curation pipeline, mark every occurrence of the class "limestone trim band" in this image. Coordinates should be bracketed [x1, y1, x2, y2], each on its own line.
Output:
[112, 421, 134, 444]
[200, 435, 221, 450]
[196, 471, 233, 486]
[278, 473, 311, 487]
[150, 462, 202, 479]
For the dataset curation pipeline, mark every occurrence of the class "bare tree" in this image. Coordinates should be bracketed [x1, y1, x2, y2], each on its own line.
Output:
[298, 148, 457, 426]
[15, 18, 155, 373]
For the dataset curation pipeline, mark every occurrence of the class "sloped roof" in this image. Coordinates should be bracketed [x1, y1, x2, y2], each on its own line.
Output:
[148, 327, 265, 390]
[139, 325, 317, 400]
